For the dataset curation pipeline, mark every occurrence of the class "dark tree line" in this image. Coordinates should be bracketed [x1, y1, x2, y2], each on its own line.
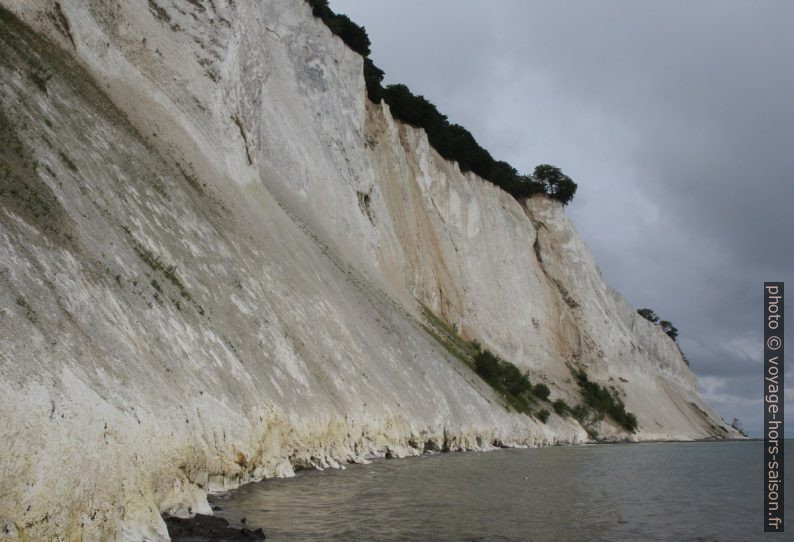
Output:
[637, 308, 679, 342]
[306, 0, 578, 205]
[306, 0, 371, 56]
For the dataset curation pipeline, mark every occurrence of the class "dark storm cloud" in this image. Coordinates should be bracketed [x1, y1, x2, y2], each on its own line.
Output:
[331, 0, 793, 436]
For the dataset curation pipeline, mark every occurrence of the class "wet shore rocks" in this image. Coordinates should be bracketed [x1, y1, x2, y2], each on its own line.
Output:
[165, 514, 265, 541]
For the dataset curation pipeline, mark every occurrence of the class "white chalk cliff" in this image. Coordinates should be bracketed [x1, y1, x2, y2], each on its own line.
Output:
[0, 1, 739, 539]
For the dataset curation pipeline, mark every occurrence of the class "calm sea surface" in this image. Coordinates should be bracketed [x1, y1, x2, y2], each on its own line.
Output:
[210, 441, 791, 541]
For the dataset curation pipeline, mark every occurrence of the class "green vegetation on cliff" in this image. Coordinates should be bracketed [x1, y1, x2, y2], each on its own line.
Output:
[473, 349, 554, 416]
[572, 369, 638, 433]
[418, 306, 552, 421]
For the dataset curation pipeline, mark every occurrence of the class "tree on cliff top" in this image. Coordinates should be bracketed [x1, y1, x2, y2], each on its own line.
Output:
[637, 308, 659, 323]
[533, 165, 577, 206]
[637, 308, 679, 342]
[306, 0, 371, 56]
[659, 320, 679, 342]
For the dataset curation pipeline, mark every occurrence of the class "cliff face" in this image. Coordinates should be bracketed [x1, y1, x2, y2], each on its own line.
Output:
[0, 1, 737, 539]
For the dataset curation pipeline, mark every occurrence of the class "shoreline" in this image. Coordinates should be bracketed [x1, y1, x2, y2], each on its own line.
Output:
[167, 436, 752, 540]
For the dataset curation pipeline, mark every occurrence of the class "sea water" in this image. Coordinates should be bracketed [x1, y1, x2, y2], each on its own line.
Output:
[210, 440, 791, 541]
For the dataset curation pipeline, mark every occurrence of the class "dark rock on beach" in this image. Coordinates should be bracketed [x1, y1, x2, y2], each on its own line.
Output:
[165, 514, 265, 541]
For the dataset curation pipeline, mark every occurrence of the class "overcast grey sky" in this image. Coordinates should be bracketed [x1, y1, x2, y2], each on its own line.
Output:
[331, 0, 793, 437]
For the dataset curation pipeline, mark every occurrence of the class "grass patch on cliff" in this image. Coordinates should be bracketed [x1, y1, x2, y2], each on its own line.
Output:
[473, 350, 553, 418]
[125, 233, 205, 315]
[418, 305, 552, 421]
[572, 369, 638, 433]
[132, 242, 191, 301]
[418, 304, 479, 366]
[552, 398, 570, 416]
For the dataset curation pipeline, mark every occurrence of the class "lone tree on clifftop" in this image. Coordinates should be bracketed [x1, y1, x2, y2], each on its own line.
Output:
[533, 164, 577, 206]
